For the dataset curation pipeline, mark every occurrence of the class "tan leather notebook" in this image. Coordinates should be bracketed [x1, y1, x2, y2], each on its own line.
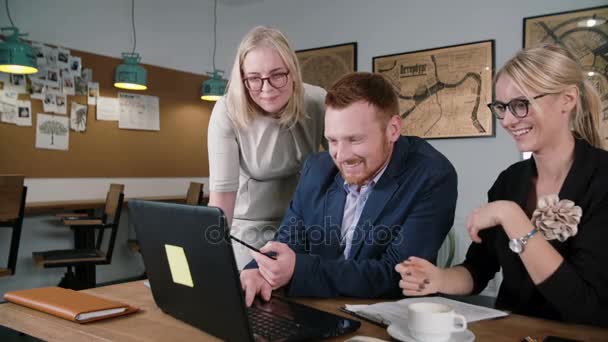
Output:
[4, 287, 138, 323]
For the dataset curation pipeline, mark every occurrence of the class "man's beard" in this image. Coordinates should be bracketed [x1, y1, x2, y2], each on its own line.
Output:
[338, 139, 391, 186]
[340, 158, 368, 186]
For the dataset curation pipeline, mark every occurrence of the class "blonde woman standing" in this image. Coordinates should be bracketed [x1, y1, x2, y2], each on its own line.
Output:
[396, 44, 608, 327]
[208, 26, 326, 269]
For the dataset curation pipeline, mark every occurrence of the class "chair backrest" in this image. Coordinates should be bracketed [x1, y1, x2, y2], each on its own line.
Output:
[0, 175, 27, 276]
[0, 175, 25, 222]
[103, 183, 125, 220]
[100, 192, 125, 264]
[185, 182, 204, 205]
[94, 184, 125, 263]
[437, 229, 456, 268]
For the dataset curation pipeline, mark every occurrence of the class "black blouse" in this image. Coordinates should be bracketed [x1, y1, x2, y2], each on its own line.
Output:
[461, 138, 608, 327]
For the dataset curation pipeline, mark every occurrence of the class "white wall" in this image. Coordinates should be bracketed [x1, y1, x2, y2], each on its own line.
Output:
[24, 177, 208, 202]
[1, 0, 605, 296]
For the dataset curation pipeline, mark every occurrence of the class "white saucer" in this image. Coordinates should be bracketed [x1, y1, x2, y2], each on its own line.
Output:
[387, 324, 475, 342]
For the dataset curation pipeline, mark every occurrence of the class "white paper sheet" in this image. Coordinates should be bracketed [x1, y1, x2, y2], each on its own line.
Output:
[0, 89, 18, 106]
[70, 102, 88, 132]
[55, 94, 67, 115]
[96, 96, 120, 121]
[344, 297, 508, 326]
[74, 68, 91, 96]
[68, 56, 81, 77]
[36, 113, 69, 151]
[45, 67, 60, 87]
[62, 74, 75, 95]
[87, 82, 99, 105]
[15, 100, 32, 127]
[9, 74, 27, 94]
[57, 47, 70, 69]
[43, 92, 57, 113]
[32, 42, 47, 65]
[30, 80, 46, 100]
[46, 47, 58, 68]
[0, 105, 17, 124]
[118, 92, 160, 131]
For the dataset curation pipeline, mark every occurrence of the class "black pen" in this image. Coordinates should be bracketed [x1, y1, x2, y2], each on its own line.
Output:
[230, 235, 277, 260]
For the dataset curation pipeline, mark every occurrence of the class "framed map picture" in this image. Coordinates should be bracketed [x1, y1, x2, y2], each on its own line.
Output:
[296, 42, 357, 91]
[373, 40, 495, 139]
[524, 6, 608, 150]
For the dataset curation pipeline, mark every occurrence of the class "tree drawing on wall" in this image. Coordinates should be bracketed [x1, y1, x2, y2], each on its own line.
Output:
[73, 106, 87, 131]
[39, 120, 68, 145]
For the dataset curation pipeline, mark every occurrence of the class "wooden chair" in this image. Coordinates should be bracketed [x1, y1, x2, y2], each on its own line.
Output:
[0, 175, 27, 277]
[185, 182, 205, 205]
[128, 182, 204, 253]
[32, 184, 125, 289]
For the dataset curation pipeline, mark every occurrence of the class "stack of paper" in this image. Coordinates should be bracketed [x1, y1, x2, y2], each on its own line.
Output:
[344, 296, 508, 326]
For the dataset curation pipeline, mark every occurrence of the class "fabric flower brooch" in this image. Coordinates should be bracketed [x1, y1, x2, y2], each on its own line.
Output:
[531, 194, 582, 242]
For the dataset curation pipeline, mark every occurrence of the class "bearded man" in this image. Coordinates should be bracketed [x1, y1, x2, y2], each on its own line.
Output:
[240, 72, 457, 305]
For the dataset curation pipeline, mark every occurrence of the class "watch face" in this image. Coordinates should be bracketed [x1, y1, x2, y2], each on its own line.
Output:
[509, 239, 523, 253]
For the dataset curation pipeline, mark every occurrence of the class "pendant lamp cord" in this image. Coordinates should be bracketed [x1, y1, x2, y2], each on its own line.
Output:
[212, 0, 217, 71]
[5, 0, 15, 27]
[131, 0, 137, 54]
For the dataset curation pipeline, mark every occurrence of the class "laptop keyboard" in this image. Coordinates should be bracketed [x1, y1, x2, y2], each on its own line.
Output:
[247, 306, 304, 340]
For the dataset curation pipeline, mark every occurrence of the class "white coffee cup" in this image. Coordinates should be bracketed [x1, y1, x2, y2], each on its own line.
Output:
[407, 302, 467, 342]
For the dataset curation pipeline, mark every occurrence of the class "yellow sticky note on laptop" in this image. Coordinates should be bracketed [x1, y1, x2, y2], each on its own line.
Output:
[164, 244, 194, 287]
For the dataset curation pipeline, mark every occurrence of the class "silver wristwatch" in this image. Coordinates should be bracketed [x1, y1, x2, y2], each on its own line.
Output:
[508, 228, 538, 254]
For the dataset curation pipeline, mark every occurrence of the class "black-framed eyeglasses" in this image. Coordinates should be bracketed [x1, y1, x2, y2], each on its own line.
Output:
[243, 71, 290, 91]
[488, 93, 551, 120]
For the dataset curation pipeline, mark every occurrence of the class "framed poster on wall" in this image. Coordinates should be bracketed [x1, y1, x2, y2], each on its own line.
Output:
[296, 42, 357, 91]
[524, 6, 608, 150]
[373, 40, 495, 139]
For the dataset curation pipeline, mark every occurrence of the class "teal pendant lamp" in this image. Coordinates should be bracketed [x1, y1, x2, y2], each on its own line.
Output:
[201, 70, 226, 101]
[0, 1, 38, 75]
[114, 0, 147, 90]
[201, 0, 227, 101]
[115, 52, 147, 90]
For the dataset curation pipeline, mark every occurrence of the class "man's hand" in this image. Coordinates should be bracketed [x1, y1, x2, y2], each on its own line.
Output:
[240, 269, 272, 307]
[252, 241, 296, 289]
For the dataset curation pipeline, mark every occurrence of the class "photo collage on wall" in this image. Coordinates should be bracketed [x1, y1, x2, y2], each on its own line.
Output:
[0, 42, 98, 150]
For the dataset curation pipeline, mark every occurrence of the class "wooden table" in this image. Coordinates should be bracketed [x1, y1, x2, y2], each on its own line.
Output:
[25, 196, 208, 289]
[25, 195, 208, 215]
[1, 281, 607, 341]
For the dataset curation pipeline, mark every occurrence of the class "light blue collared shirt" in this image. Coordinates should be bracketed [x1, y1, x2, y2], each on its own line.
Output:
[340, 163, 388, 259]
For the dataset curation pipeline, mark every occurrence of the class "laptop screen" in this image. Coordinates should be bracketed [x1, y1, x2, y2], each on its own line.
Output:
[128, 200, 360, 341]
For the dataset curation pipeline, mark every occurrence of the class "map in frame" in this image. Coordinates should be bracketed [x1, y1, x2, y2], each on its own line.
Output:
[296, 42, 357, 91]
[373, 40, 494, 139]
[524, 6, 608, 150]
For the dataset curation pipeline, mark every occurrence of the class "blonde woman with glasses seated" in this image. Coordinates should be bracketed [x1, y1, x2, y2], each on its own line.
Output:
[208, 26, 326, 269]
[396, 44, 608, 327]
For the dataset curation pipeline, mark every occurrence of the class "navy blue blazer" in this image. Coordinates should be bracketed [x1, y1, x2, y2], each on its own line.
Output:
[249, 136, 457, 298]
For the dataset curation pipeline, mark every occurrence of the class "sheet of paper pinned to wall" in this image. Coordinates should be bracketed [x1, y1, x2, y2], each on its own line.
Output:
[15, 100, 32, 127]
[118, 92, 160, 131]
[36, 113, 69, 151]
[96, 96, 120, 121]
[87, 82, 99, 105]
[70, 101, 88, 132]
[0, 89, 19, 124]
[9, 74, 27, 94]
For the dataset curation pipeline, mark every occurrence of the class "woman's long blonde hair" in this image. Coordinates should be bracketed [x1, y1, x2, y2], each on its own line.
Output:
[496, 44, 602, 148]
[225, 26, 305, 128]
